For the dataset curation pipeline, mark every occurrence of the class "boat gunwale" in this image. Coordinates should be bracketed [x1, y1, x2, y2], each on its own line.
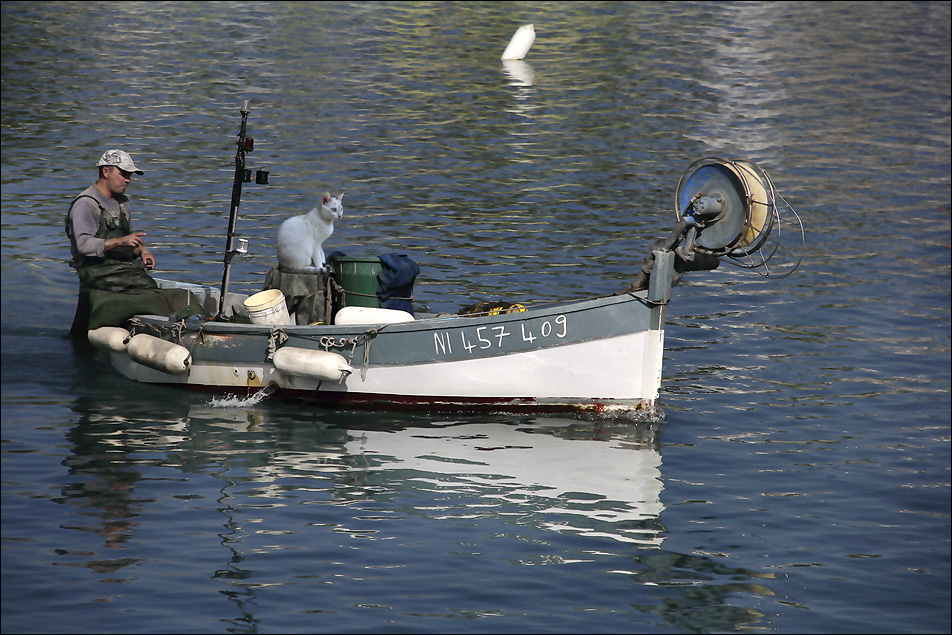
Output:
[131, 290, 656, 337]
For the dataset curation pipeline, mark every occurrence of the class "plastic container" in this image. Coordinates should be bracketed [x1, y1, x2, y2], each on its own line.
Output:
[243, 289, 293, 326]
[154, 278, 221, 315]
[332, 257, 381, 308]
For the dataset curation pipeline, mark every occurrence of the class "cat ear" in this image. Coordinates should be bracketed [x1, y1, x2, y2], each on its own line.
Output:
[322, 192, 331, 204]
[338, 192, 345, 200]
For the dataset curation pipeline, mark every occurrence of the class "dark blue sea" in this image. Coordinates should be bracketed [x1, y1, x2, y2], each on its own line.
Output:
[2, 2, 949, 633]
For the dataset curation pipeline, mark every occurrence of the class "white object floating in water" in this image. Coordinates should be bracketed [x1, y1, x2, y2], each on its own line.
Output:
[501, 24, 535, 60]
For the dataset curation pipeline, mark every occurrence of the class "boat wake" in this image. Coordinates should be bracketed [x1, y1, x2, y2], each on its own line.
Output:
[207, 387, 273, 409]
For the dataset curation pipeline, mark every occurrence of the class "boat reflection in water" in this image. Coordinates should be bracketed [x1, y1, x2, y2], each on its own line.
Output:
[344, 420, 664, 547]
[189, 401, 667, 548]
[60, 392, 770, 632]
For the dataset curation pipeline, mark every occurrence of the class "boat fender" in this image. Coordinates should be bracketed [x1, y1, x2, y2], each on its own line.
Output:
[334, 306, 414, 325]
[272, 347, 353, 383]
[127, 334, 190, 375]
[87, 326, 132, 353]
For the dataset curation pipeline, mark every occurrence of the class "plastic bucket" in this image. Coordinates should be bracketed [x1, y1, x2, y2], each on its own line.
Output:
[332, 257, 381, 308]
[243, 289, 293, 326]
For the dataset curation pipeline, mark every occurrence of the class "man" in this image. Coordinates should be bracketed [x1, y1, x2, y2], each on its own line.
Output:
[66, 149, 158, 337]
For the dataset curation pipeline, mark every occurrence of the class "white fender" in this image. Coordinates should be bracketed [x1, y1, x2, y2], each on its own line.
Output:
[127, 334, 190, 375]
[334, 306, 414, 325]
[88, 326, 131, 353]
[272, 347, 353, 383]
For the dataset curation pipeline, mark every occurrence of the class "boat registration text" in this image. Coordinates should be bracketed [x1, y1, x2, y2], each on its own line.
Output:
[433, 315, 568, 356]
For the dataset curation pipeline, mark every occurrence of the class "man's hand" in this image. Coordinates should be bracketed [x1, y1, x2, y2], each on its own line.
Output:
[106, 231, 147, 251]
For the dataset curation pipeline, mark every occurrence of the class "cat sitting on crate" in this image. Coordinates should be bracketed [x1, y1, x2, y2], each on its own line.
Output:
[276, 192, 344, 273]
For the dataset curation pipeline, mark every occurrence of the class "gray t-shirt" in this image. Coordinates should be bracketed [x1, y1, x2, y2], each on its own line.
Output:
[67, 184, 132, 266]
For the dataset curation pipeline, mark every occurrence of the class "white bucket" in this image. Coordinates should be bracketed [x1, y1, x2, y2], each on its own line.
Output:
[244, 289, 293, 326]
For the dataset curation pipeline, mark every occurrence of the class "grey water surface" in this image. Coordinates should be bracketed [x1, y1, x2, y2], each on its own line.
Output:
[2, 2, 949, 633]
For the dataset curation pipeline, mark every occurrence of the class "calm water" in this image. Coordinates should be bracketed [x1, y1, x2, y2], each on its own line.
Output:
[2, 2, 949, 633]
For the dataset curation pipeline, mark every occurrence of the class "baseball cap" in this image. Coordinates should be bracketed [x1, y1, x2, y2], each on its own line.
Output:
[97, 149, 144, 175]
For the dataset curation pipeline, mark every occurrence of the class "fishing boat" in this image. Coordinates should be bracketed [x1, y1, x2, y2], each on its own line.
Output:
[84, 103, 802, 416]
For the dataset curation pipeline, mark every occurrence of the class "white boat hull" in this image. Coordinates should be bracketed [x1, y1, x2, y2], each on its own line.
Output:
[105, 292, 666, 414]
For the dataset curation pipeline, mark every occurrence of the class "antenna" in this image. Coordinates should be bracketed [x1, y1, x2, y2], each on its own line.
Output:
[216, 101, 269, 320]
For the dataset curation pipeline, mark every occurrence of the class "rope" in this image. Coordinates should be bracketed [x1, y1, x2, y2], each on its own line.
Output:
[169, 319, 195, 367]
[267, 327, 288, 360]
[362, 328, 379, 367]
[316, 329, 379, 367]
[126, 316, 163, 337]
[169, 319, 186, 345]
[328, 276, 412, 307]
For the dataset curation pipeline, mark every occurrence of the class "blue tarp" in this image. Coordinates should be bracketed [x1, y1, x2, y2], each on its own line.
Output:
[376, 253, 419, 314]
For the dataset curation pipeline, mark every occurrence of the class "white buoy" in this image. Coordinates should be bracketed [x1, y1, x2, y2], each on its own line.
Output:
[272, 347, 353, 383]
[127, 334, 190, 375]
[501, 24, 535, 60]
[87, 326, 131, 353]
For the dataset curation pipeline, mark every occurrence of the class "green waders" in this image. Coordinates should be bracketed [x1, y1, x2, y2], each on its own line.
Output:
[67, 195, 157, 338]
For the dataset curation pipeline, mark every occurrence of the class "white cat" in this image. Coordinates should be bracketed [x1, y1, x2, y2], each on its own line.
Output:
[276, 192, 344, 273]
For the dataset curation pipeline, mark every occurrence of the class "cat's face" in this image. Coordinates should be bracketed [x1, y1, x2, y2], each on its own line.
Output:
[319, 192, 344, 221]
